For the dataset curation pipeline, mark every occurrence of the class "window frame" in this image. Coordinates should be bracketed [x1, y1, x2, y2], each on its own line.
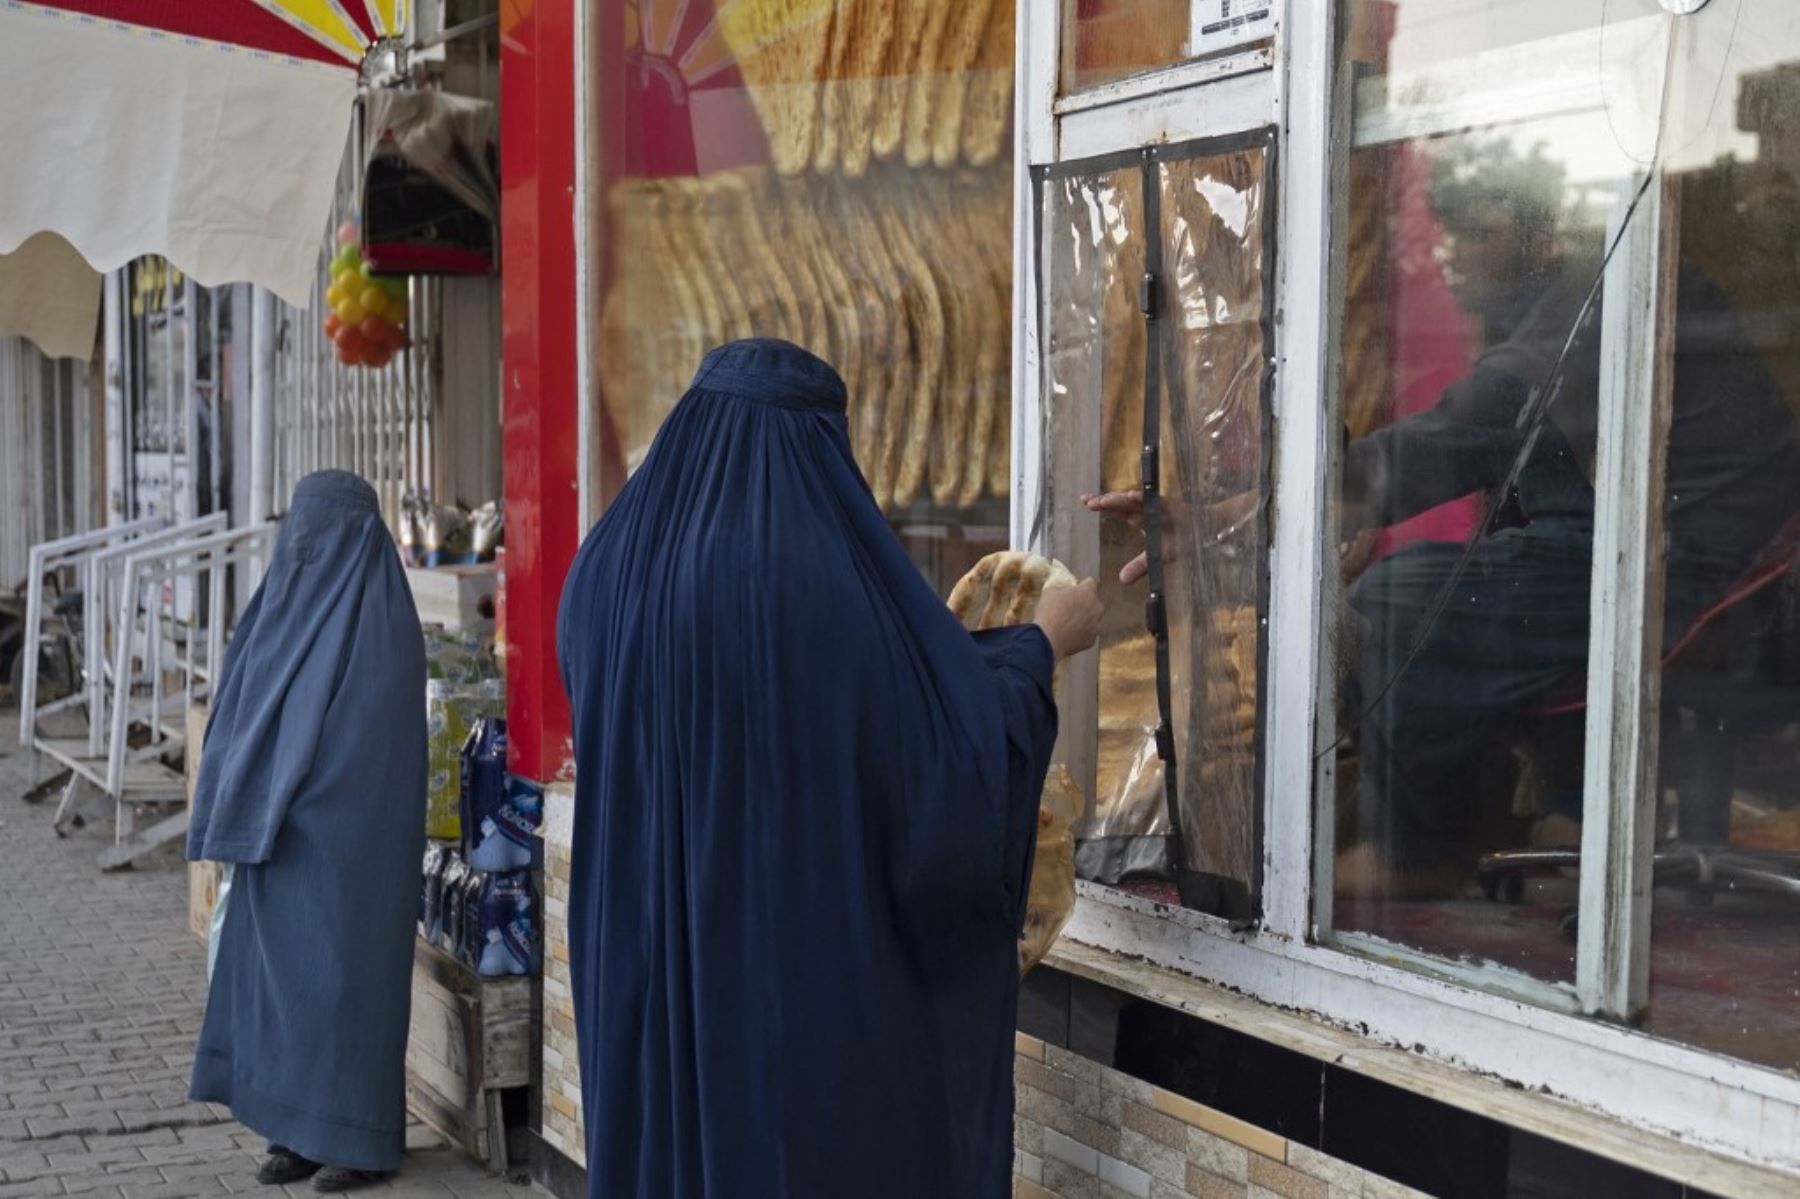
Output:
[1014, 0, 1800, 1175]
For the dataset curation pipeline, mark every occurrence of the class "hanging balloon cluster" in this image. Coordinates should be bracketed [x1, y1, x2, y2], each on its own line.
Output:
[323, 220, 409, 369]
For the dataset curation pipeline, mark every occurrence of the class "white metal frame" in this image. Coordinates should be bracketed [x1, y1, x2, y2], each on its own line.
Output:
[89, 522, 276, 869]
[1015, 0, 1800, 1178]
[16, 517, 168, 758]
[83, 514, 229, 757]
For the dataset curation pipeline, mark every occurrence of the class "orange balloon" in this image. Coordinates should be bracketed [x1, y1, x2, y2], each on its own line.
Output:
[357, 316, 387, 344]
[334, 325, 365, 355]
[335, 344, 360, 366]
[323, 314, 343, 338]
[361, 343, 393, 369]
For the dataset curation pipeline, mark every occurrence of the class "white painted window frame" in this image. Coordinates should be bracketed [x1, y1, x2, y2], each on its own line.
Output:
[1015, 0, 1800, 1175]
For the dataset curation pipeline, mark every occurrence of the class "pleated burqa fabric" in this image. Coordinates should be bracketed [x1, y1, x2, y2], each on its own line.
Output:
[188, 470, 426, 1172]
[557, 340, 1060, 1198]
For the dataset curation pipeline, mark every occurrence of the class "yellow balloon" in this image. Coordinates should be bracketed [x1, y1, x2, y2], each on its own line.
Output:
[326, 282, 345, 309]
[337, 296, 365, 326]
[360, 285, 388, 318]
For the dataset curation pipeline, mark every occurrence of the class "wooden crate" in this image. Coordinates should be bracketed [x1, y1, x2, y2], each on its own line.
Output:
[185, 705, 219, 944]
[405, 938, 535, 1174]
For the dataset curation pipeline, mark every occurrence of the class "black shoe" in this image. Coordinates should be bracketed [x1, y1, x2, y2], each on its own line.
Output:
[313, 1166, 390, 1193]
[256, 1146, 322, 1185]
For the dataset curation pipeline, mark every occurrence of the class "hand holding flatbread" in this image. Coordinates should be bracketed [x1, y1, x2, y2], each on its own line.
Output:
[947, 551, 1090, 973]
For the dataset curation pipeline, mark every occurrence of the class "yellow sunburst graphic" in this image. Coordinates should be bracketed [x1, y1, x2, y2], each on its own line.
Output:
[247, 0, 395, 64]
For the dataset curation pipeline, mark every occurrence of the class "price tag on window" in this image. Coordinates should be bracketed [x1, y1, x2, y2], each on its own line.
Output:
[1189, 0, 1274, 58]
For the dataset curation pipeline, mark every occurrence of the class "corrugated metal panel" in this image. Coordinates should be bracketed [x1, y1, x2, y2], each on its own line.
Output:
[0, 338, 91, 588]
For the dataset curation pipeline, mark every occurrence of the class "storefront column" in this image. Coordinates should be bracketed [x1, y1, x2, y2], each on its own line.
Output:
[500, 0, 578, 783]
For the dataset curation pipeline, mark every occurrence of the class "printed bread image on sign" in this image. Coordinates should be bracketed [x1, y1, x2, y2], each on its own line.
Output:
[947, 551, 1080, 974]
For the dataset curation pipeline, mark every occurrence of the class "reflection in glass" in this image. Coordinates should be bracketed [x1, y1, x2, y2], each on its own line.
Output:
[1330, 0, 1645, 984]
[1332, 1, 1800, 1062]
[1065, 0, 1276, 93]
[595, 0, 1017, 596]
[1066, 0, 1191, 91]
[1645, 15, 1800, 1074]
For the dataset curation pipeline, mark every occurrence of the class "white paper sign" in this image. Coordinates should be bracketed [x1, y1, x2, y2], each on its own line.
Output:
[1189, 0, 1275, 58]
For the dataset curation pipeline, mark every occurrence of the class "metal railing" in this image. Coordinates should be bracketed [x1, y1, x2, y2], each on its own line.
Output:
[17, 517, 170, 768]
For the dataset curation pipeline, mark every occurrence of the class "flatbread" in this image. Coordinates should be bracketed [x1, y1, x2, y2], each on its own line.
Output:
[1020, 765, 1079, 974]
[914, 175, 974, 507]
[960, 0, 1015, 167]
[839, 185, 910, 506]
[901, 0, 957, 167]
[947, 551, 1077, 632]
[811, 0, 856, 173]
[874, 193, 944, 508]
[931, 0, 997, 169]
[839, 0, 894, 176]
[874, 0, 930, 161]
[718, 0, 836, 176]
[780, 173, 860, 394]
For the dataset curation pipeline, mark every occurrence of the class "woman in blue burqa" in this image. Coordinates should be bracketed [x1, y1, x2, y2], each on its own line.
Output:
[188, 470, 426, 1194]
[558, 339, 1103, 1198]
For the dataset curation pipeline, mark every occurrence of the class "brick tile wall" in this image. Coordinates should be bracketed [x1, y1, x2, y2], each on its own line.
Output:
[540, 784, 585, 1166]
[1011, 1034, 1428, 1199]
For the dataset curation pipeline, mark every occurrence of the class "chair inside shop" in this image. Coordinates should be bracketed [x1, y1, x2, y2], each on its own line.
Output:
[1474, 513, 1800, 907]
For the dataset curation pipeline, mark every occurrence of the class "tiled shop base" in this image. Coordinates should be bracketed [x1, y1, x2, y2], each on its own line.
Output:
[1013, 1031, 1422, 1199]
[1016, 966, 1728, 1199]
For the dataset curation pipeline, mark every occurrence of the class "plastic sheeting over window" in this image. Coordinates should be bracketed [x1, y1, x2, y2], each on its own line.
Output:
[1035, 136, 1274, 919]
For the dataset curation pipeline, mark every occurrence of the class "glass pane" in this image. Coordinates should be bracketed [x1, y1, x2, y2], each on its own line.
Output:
[1036, 144, 1272, 918]
[1065, 0, 1275, 93]
[1644, 7, 1800, 1075]
[1157, 147, 1270, 917]
[1038, 168, 1169, 885]
[1326, 1, 1670, 982]
[594, 0, 1017, 596]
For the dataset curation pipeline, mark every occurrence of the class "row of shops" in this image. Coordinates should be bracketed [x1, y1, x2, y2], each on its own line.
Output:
[4, 0, 1799, 1196]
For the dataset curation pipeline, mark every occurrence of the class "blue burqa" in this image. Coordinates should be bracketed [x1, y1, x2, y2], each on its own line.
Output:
[188, 470, 427, 1172]
[557, 340, 1059, 1198]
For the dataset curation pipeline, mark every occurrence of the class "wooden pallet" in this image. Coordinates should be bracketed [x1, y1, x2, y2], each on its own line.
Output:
[405, 938, 535, 1175]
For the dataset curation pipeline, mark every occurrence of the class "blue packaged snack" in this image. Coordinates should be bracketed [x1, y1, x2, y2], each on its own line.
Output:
[459, 868, 487, 968]
[468, 773, 541, 873]
[440, 854, 470, 956]
[421, 841, 449, 943]
[475, 871, 536, 977]
[459, 716, 509, 863]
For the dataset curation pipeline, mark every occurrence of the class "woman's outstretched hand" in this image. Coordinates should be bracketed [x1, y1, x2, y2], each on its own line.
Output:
[1036, 579, 1104, 660]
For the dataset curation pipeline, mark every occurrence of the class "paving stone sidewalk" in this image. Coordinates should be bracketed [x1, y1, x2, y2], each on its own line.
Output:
[0, 715, 541, 1198]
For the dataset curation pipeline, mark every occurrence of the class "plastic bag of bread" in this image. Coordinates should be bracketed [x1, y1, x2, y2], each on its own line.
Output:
[947, 550, 1080, 974]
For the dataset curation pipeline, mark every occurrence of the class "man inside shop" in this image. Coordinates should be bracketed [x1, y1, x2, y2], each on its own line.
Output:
[1091, 158, 1800, 897]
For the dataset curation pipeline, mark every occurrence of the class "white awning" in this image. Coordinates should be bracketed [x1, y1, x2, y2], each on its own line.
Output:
[0, 2, 390, 358]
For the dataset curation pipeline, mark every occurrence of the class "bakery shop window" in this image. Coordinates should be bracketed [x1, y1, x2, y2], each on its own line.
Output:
[1065, 0, 1275, 94]
[591, 0, 1017, 598]
[1033, 134, 1274, 921]
[1319, 0, 1800, 1072]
